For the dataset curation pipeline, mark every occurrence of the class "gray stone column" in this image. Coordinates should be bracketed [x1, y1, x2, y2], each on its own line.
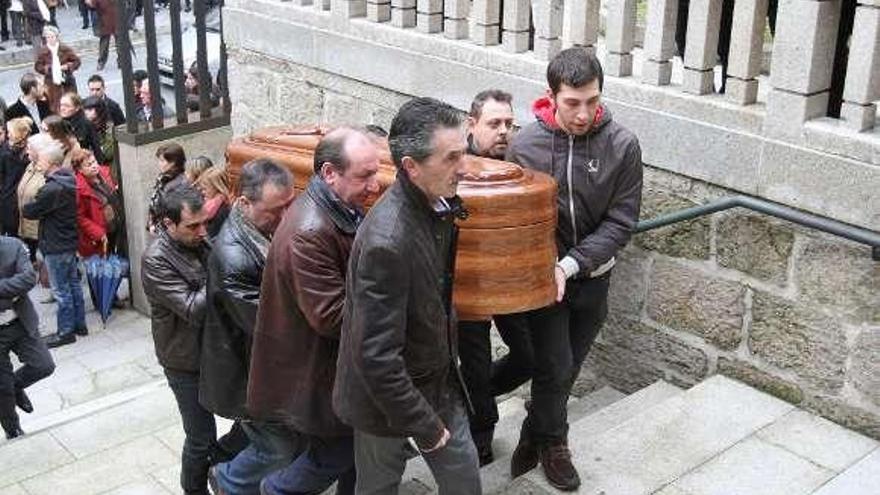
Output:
[532, 0, 564, 60]
[562, 0, 600, 53]
[682, 0, 722, 94]
[725, 0, 769, 104]
[470, 0, 502, 45]
[392, 0, 417, 26]
[840, 4, 880, 131]
[766, 0, 841, 139]
[642, 0, 678, 85]
[417, 0, 443, 32]
[502, 0, 531, 52]
[367, 0, 391, 21]
[605, 0, 637, 76]
[444, 0, 469, 38]
[331, 0, 366, 17]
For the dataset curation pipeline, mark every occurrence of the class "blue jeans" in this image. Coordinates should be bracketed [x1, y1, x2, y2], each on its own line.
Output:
[215, 421, 303, 495]
[44, 252, 86, 337]
[263, 434, 356, 495]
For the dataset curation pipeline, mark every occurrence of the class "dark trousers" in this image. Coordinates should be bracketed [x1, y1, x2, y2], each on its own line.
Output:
[519, 276, 609, 443]
[263, 434, 356, 495]
[97, 34, 111, 65]
[164, 368, 217, 495]
[0, 4, 8, 40]
[78, 0, 90, 27]
[0, 319, 55, 433]
[457, 315, 533, 441]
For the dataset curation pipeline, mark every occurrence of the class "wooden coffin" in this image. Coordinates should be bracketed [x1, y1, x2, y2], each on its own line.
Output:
[226, 125, 557, 319]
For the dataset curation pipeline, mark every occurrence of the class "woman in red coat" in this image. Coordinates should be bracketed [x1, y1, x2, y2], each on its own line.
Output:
[71, 148, 118, 258]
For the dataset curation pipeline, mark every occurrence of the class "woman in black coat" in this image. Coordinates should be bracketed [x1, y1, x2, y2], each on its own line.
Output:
[58, 92, 105, 164]
[0, 117, 33, 236]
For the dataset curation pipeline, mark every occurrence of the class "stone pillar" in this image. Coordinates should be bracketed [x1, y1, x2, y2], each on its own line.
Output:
[391, 0, 416, 26]
[470, 0, 502, 45]
[562, 0, 600, 52]
[331, 0, 366, 17]
[367, 0, 391, 21]
[725, 0, 769, 104]
[533, 0, 564, 60]
[840, 5, 880, 131]
[502, 0, 531, 53]
[605, 0, 637, 76]
[444, 0, 469, 39]
[417, 0, 443, 32]
[682, 0, 722, 94]
[766, 0, 841, 138]
[642, 0, 678, 85]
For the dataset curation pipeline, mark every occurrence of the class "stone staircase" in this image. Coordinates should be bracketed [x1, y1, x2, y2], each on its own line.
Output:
[399, 376, 880, 495]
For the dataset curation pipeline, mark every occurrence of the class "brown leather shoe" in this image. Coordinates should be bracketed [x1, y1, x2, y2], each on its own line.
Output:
[510, 429, 539, 478]
[538, 441, 581, 492]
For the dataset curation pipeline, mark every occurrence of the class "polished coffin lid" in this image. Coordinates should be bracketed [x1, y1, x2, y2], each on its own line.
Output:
[226, 125, 557, 318]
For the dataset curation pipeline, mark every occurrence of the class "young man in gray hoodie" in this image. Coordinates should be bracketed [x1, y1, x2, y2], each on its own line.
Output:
[505, 47, 643, 491]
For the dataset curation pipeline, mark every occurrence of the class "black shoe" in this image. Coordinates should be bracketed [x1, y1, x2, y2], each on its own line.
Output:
[75, 326, 89, 337]
[44, 333, 76, 349]
[510, 426, 538, 477]
[538, 441, 581, 492]
[4, 426, 24, 440]
[472, 429, 495, 467]
[15, 388, 33, 414]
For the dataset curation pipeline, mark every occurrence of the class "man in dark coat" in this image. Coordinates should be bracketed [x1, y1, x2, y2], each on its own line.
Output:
[5, 73, 52, 135]
[85, 0, 115, 71]
[59, 92, 105, 164]
[198, 159, 295, 494]
[332, 98, 480, 494]
[87, 74, 125, 126]
[0, 235, 55, 439]
[504, 48, 643, 491]
[21, 133, 87, 349]
[246, 128, 380, 495]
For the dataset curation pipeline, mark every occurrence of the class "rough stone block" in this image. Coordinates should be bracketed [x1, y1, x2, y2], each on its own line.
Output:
[749, 291, 847, 393]
[322, 91, 373, 125]
[634, 189, 711, 260]
[842, 7, 880, 104]
[683, 67, 715, 95]
[469, 0, 501, 23]
[796, 237, 879, 325]
[717, 357, 804, 404]
[533, 36, 562, 60]
[532, 0, 564, 39]
[443, 0, 469, 18]
[840, 101, 877, 132]
[366, 1, 391, 21]
[683, 0, 723, 70]
[605, 0, 637, 53]
[756, 409, 878, 472]
[725, 77, 759, 105]
[469, 23, 500, 45]
[275, 79, 324, 125]
[416, 12, 442, 32]
[502, 0, 530, 29]
[769, 0, 841, 94]
[726, 0, 770, 79]
[764, 89, 829, 139]
[805, 394, 880, 440]
[850, 329, 880, 408]
[331, 0, 366, 17]
[647, 259, 746, 350]
[608, 246, 650, 316]
[716, 214, 794, 285]
[391, 6, 416, 27]
[605, 52, 633, 76]
[443, 18, 468, 39]
[562, 0, 600, 48]
[813, 449, 880, 495]
[642, 59, 673, 85]
[391, 0, 415, 7]
[502, 30, 530, 53]
[589, 338, 667, 393]
[643, 0, 678, 60]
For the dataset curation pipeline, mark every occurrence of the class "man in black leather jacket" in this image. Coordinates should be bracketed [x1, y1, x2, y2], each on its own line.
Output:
[198, 159, 295, 494]
[333, 98, 480, 494]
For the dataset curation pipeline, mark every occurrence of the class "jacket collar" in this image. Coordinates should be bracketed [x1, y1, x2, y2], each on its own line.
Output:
[531, 95, 610, 137]
[396, 170, 468, 222]
[305, 176, 362, 235]
[224, 203, 270, 263]
[157, 228, 209, 260]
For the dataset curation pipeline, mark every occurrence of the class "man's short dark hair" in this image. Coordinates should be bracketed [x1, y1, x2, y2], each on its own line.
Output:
[133, 70, 149, 84]
[155, 142, 187, 173]
[239, 158, 293, 202]
[388, 97, 463, 170]
[88, 74, 105, 86]
[546, 48, 604, 94]
[365, 124, 388, 138]
[313, 128, 361, 175]
[20, 73, 38, 96]
[159, 185, 204, 224]
[469, 89, 513, 120]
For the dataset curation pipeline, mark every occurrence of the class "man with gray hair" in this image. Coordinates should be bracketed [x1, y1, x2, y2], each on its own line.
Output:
[198, 159, 297, 494]
[22, 133, 86, 349]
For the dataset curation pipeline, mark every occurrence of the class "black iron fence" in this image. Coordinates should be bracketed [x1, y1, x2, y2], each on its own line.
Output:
[114, 0, 229, 144]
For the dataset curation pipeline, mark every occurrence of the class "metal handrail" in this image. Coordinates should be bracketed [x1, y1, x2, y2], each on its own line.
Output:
[634, 195, 880, 261]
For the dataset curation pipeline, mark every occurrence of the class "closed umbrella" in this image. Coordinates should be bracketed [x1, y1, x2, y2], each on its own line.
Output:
[83, 254, 130, 326]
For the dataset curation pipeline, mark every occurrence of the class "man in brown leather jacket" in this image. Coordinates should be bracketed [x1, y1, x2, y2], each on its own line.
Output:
[247, 128, 379, 495]
[333, 98, 480, 494]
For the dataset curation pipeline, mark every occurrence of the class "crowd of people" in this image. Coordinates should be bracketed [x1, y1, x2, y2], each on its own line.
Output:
[137, 48, 643, 495]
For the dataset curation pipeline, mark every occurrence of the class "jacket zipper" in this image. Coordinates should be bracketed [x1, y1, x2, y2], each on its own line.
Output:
[566, 135, 578, 246]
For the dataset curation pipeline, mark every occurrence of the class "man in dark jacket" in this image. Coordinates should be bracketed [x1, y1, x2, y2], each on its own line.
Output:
[246, 128, 379, 495]
[199, 159, 295, 494]
[142, 185, 220, 495]
[21, 133, 87, 349]
[333, 98, 480, 494]
[5, 73, 52, 135]
[505, 48, 643, 491]
[0, 235, 55, 439]
[87, 74, 125, 126]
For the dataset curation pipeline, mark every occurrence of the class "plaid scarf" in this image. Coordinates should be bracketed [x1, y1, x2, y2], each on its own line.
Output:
[228, 202, 270, 262]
